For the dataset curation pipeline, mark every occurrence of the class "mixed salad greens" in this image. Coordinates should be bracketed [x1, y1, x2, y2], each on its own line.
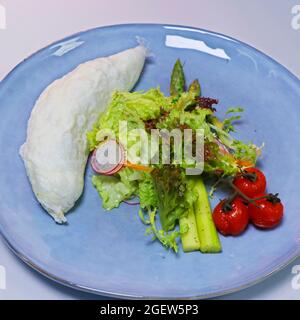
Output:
[87, 60, 283, 254]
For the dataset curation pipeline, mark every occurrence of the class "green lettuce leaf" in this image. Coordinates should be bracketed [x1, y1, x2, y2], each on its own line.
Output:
[138, 176, 158, 209]
[92, 167, 149, 210]
[87, 88, 170, 151]
[145, 208, 188, 253]
[231, 140, 259, 164]
[223, 107, 244, 133]
[92, 175, 137, 210]
[152, 166, 191, 231]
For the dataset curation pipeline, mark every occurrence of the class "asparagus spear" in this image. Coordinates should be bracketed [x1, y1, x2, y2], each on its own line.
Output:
[179, 206, 200, 252]
[170, 59, 186, 96]
[188, 79, 201, 97]
[192, 177, 222, 253]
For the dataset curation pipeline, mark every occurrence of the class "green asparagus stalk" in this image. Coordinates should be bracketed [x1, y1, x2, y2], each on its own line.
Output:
[170, 59, 186, 96]
[188, 79, 201, 97]
[179, 206, 200, 252]
[192, 177, 222, 253]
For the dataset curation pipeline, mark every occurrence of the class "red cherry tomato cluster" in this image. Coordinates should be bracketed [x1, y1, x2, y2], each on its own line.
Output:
[213, 168, 284, 236]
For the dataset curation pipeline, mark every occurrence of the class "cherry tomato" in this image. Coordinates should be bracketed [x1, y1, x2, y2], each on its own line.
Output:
[249, 193, 284, 229]
[233, 167, 266, 198]
[213, 197, 249, 236]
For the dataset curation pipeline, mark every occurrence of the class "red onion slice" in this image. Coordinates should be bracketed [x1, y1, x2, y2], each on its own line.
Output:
[90, 140, 126, 175]
[123, 199, 140, 206]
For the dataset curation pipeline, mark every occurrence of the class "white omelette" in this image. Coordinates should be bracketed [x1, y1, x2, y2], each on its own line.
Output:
[20, 45, 147, 223]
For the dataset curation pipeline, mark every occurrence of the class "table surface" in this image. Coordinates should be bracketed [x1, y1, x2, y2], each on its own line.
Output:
[0, 0, 300, 300]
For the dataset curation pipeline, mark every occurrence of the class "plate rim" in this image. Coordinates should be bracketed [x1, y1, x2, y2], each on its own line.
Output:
[2, 232, 299, 300]
[0, 23, 300, 300]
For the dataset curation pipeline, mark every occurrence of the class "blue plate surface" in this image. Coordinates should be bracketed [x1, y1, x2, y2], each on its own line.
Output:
[0, 24, 300, 299]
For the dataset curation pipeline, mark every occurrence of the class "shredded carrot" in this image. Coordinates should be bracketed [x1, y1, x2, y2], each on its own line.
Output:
[125, 162, 153, 173]
[236, 159, 254, 168]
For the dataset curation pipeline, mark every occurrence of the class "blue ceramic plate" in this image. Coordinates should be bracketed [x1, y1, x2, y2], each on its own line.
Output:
[0, 24, 300, 299]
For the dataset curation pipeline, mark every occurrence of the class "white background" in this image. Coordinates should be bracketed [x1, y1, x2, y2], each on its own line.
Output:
[0, 0, 300, 300]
